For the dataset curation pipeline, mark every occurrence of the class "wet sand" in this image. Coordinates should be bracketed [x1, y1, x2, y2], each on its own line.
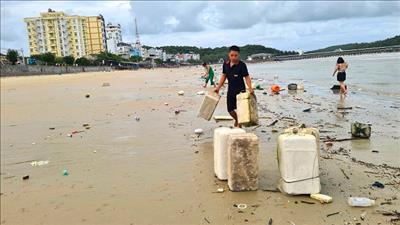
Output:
[1, 68, 399, 225]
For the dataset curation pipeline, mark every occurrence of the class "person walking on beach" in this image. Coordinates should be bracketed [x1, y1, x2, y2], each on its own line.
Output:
[202, 62, 216, 88]
[214, 45, 254, 127]
[332, 57, 348, 95]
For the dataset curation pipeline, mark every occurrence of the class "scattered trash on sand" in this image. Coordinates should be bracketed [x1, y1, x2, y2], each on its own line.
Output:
[49, 127, 55, 130]
[310, 193, 333, 203]
[30, 160, 49, 167]
[235, 203, 247, 210]
[93, 150, 97, 153]
[267, 119, 278, 127]
[62, 169, 69, 176]
[22, 175, 30, 180]
[348, 197, 375, 207]
[338, 106, 353, 110]
[72, 130, 84, 134]
[174, 110, 180, 115]
[85, 94, 90, 98]
[326, 211, 340, 217]
[303, 108, 311, 112]
[216, 188, 224, 193]
[164, 102, 169, 106]
[325, 142, 333, 147]
[197, 91, 205, 95]
[300, 200, 315, 204]
[268, 218, 273, 225]
[135, 116, 140, 121]
[340, 168, 350, 179]
[213, 115, 233, 121]
[102, 82, 110, 87]
[351, 122, 371, 138]
[32, 142, 36, 145]
[360, 211, 367, 220]
[194, 128, 203, 135]
[371, 181, 385, 188]
[288, 83, 297, 90]
[177, 90, 184, 95]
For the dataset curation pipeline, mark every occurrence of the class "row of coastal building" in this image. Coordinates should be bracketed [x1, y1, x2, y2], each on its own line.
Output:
[24, 9, 200, 62]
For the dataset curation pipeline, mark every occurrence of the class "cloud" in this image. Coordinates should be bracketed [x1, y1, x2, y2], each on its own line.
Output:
[130, 1, 400, 34]
[1, 1, 399, 54]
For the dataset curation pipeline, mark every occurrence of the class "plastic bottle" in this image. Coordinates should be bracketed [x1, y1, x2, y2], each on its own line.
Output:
[273, 75, 279, 84]
[348, 197, 375, 207]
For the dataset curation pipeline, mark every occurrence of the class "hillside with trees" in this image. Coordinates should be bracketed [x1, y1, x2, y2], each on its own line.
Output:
[307, 35, 400, 53]
[156, 45, 296, 63]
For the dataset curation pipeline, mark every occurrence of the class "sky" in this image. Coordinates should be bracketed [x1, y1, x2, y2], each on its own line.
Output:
[1, 0, 400, 55]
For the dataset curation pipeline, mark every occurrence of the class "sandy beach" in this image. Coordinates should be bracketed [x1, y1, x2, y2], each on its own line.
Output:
[1, 66, 399, 225]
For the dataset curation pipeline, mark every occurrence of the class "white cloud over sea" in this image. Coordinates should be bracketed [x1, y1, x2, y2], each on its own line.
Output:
[1, 1, 400, 55]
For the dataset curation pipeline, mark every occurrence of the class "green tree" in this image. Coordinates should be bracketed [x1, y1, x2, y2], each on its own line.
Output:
[75, 57, 92, 66]
[307, 35, 400, 53]
[41, 52, 56, 65]
[55, 57, 64, 65]
[6, 49, 19, 65]
[187, 59, 201, 64]
[129, 55, 142, 62]
[63, 55, 75, 65]
[154, 58, 162, 65]
[95, 51, 123, 64]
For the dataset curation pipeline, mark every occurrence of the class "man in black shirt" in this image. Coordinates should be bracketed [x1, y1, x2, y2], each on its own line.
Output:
[215, 45, 254, 127]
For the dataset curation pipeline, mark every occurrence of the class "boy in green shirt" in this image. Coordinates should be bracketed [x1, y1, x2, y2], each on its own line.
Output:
[202, 62, 216, 88]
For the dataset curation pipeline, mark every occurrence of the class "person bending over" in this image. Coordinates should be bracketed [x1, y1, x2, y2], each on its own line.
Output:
[202, 62, 216, 88]
[214, 45, 254, 127]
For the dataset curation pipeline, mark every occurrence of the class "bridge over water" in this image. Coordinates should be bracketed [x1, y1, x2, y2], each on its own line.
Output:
[273, 45, 400, 61]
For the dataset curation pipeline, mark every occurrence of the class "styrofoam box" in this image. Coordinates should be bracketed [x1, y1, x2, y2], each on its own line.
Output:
[214, 127, 246, 180]
[236, 92, 259, 127]
[198, 92, 220, 121]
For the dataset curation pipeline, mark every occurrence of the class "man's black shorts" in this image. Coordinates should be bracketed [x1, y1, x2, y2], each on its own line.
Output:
[227, 93, 238, 112]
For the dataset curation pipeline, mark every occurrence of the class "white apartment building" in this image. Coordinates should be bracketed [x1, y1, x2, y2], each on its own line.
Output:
[174, 53, 201, 62]
[147, 48, 164, 59]
[105, 23, 122, 54]
[116, 42, 133, 59]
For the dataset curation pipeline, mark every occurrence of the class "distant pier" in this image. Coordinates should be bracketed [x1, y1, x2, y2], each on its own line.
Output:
[273, 45, 400, 61]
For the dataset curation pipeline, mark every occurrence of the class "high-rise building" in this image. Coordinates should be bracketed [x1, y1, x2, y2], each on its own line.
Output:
[24, 9, 108, 58]
[85, 15, 107, 55]
[105, 23, 122, 54]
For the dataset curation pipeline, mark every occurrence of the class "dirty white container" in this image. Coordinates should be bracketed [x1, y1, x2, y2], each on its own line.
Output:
[227, 133, 259, 191]
[277, 127, 320, 195]
[297, 80, 305, 90]
[284, 127, 320, 146]
[236, 92, 259, 127]
[198, 92, 221, 121]
[214, 127, 246, 180]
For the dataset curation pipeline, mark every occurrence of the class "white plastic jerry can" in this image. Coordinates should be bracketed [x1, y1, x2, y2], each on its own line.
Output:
[198, 91, 221, 121]
[277, 127, 321, 195]
[213, 127, 246, 180]
[236, 92, 259, 127]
